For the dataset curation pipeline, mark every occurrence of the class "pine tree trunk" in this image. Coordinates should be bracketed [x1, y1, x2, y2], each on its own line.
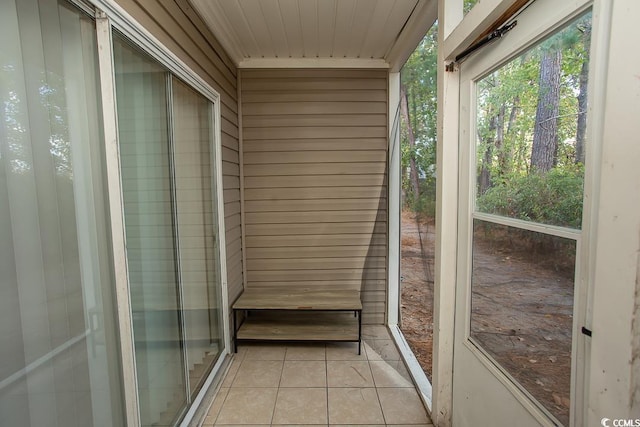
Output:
[575, 24, 591, 164]
[400, 84, 421, 200]
[531, 48, 562, 173]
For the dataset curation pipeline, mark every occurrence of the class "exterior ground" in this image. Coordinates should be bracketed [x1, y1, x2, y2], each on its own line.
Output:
[399, 210, 572, 425]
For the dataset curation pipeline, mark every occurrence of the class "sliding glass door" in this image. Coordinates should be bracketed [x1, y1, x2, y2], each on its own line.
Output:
[113, 33, 225, 427]
[113, 35, 187, 426]
[172, 78, 224, 396]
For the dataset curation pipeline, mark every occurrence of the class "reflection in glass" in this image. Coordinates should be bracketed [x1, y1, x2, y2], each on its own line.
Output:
[470, 220, 575, 425]
[113, 36, 187, 426]
[475, 12, 592, 229]
[172, 77, 224, 396]
[0, 1, 124, 425]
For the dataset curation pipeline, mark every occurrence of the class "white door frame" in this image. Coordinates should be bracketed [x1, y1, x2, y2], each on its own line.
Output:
[434, 0, 606, 425]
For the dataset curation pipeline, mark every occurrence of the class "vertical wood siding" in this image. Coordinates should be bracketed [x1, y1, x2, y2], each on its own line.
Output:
[241, 69, 388, 324]
[113, 0, 244, 310]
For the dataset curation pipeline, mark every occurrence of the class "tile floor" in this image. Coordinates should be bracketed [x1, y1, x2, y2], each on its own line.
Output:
[203, 325, 433, 426]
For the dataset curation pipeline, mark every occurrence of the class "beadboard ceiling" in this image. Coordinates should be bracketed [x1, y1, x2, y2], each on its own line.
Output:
[189, 0, 437, 70]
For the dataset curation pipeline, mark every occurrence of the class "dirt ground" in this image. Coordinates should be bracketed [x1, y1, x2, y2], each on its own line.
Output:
[399, 210, 572, 425]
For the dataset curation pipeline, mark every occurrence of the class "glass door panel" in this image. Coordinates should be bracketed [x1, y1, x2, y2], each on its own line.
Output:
[171, 77, 224, 397]
[113, 35, 187, 426]
[471, 220, 576, 424]
[0, 1, 125, 425]
[469, 11, 591, 425]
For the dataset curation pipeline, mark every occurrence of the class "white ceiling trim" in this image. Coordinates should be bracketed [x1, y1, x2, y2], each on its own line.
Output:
[238, 57, 390, 69]
[387, 0, 437, 72]
[190, 0, 437, 70]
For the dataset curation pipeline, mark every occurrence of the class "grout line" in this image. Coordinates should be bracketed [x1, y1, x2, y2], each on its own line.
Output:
[368, 343, 390, 426]
[270, 353, 285, 426]
[374, 384, 388, 426]
[211, 387, 230, 425]
[325, 346, 330, 424]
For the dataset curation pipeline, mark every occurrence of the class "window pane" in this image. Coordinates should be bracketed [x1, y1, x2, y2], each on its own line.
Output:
[470, 219, 575, 425]
[0, 1, 125, 425]
[475, 12, 592, 229]
[464, 0, 479, 15]
[113, 35, 188, 426]
[172, 77, 224, 397]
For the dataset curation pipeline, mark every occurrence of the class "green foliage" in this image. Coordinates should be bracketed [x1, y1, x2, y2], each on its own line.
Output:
[400, 23, 438, 213]
[477, 166, 584, 228]
[474, 12, 591, 227]
[400, 11, 590, 230]
[464, 0, 479, 15]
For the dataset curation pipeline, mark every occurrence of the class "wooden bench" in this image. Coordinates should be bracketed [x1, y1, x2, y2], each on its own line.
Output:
[232, 288, 363, 354]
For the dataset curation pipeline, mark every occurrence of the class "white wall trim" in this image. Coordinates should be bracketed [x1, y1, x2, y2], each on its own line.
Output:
[212, 87, 232, 363]
[587, 0, 640, 423]
[387, 72, 401, 328]
[386, 0, 437, 72]
[238, 57, 390, 69]
[432, 2, 463, 425]
[390, 326, 433, 407]
[577, 1, 610, 425]
[95, 11, 140, 427]
[237, 71, 248, 292]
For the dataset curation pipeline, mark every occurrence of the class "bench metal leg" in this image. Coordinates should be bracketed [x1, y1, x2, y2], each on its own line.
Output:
[233, 309, 238, 353]
[358, 310, 362, 355]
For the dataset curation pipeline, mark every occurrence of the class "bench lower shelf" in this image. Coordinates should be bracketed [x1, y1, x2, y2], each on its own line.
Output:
[234, 310, 361, 353]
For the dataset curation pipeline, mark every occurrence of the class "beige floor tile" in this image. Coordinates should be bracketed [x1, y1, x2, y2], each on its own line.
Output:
[363, 340, 401, 362]
[387, 424, 434, 427]
[221, 358, 242, 388]
[243, 344, 287, 361]
[330, 425, 385, 427]
[369, 361, 414, 388]
[272, 388, 328, 425]
[233, 345, 248, 361]
[361, 325, 391, 340]
[326, 343, 367, 361]
[393, 360, 413, 383]
[327, 361, 374, 388]
[231, 360, 283, 387]
[215, 388, 277, 424]
[281, 360, 327, 387]
[203, 387, 230, 425]
[327, 388, 385, 425]
[377, 388, 430, 425]
[285, 344, 327, 360]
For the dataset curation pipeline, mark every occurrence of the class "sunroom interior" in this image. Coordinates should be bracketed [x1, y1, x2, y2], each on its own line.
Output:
[2, 0, 639, 426]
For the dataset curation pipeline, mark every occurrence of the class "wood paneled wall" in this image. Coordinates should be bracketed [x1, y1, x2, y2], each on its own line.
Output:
[113, 0, 245, 307]
[240, 69, 388, 324]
